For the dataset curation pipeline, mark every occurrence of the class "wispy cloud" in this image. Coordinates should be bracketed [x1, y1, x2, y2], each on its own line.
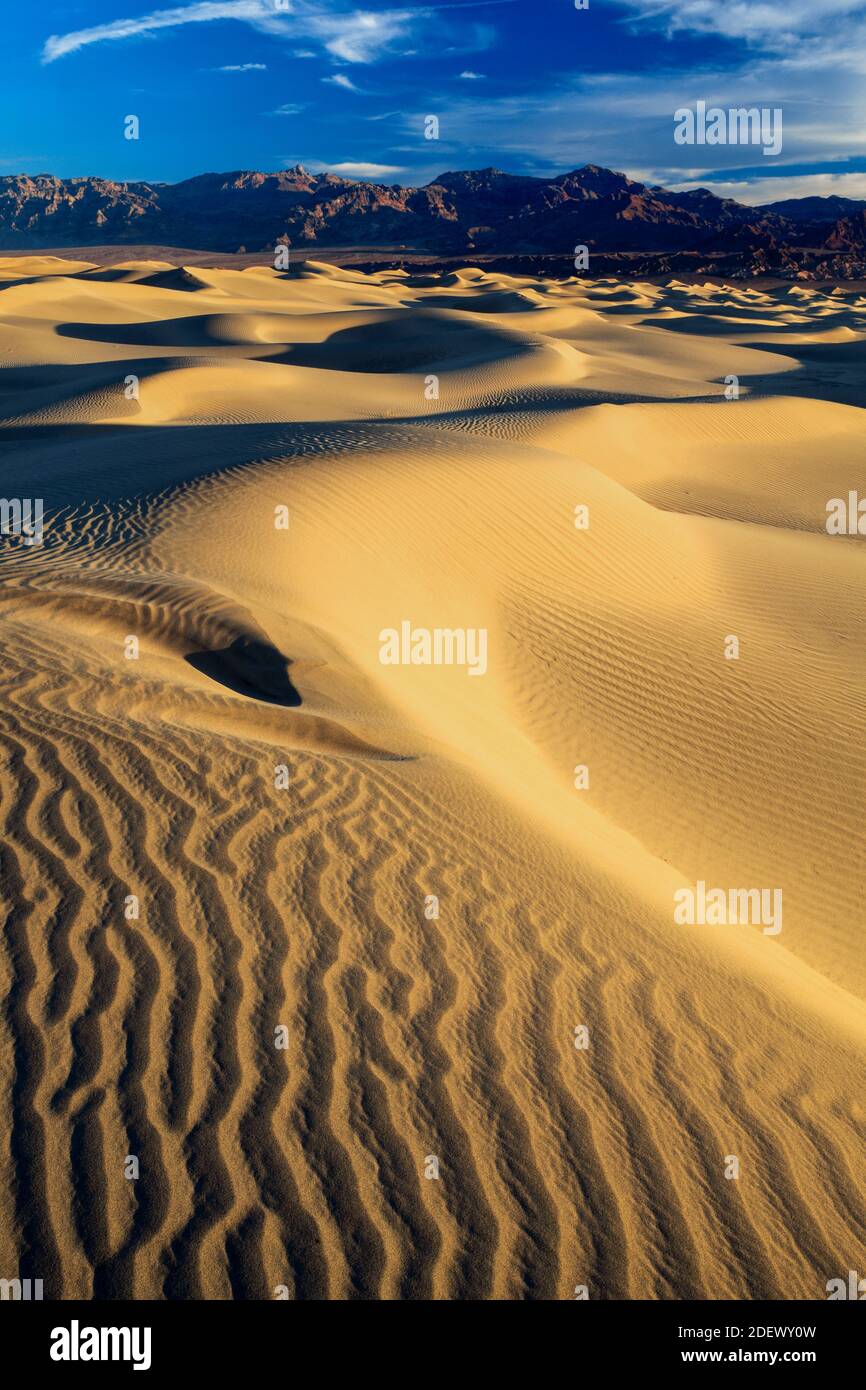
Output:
[42, 1, 271, 63]
[299, 9, 418, 64]
[401, 47, 866, 185]
[459, 69, 484, 78]
[215, 60, 267, 70]
[671, 170, 866, 205]
[615, 0, 866, 75]
[272, 102, 306, 114]
[41, 0, 505, 70]
[323, 72, 360, 91]
[42, 0, 421, 66]
[616, 0, 864, 45]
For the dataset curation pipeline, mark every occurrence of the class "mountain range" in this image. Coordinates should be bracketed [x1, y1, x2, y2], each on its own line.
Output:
[2, 165, 865, 277]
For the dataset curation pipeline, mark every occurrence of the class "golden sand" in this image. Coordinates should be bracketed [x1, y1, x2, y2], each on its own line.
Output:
[0, 258, 864, 1298]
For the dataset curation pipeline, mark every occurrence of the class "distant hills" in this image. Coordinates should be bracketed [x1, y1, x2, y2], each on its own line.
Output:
[1, 165, 865, 278]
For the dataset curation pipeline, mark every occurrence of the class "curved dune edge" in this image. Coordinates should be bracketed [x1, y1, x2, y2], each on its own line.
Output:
[0, 260, 865, 1301]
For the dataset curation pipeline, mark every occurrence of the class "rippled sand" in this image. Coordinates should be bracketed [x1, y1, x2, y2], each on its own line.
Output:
[1, 256, 865, 1299]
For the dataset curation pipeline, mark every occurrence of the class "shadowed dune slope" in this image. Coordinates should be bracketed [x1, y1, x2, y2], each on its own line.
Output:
[0, 260, 865, 1300]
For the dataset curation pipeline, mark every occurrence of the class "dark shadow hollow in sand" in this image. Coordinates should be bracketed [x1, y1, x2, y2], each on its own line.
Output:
[185, 636, 301, 707]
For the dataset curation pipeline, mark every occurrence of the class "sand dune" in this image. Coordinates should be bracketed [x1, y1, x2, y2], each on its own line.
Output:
[1, 259, 865, 1299]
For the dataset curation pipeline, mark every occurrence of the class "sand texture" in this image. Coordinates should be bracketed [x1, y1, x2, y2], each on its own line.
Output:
[0, 257, 865, 1299]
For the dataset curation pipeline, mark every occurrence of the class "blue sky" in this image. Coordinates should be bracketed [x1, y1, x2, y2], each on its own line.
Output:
[4, 0, 866, 202]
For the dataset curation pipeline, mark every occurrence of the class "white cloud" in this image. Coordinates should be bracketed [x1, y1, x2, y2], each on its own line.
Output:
[300, 9, 417, 64]
[615, 0, 864, 44]
[459, 69, 484, 79]
[614, 0, 866, 75]
[272, 102, 305, 114]
[215, 61, 267, 70]
[326, 161, 406, 177]
[42, 1, 272, 63]
[40, 0, 503, 75]
[407, 52, 866, 189]
[671, 171, 866, 205]
[323, 72, 360, 91]
[42, 1, 421, 67]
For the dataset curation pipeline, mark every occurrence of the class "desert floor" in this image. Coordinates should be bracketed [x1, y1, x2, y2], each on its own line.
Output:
[0, 256, 864, 1299]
